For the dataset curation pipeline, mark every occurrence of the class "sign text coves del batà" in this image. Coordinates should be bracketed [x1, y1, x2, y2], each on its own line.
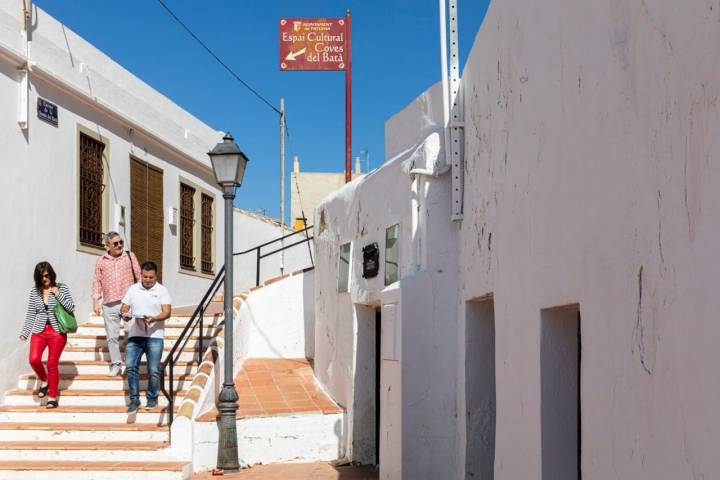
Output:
[279, 18, 347, 71]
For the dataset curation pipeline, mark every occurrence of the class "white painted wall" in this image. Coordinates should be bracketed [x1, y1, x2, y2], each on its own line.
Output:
[243, 270, 315, 360]
[192, 412, 343, 471]
[456, 1, 720, 478]
[315, 0, 720, 478]
[313, 82, 460, 474]
[232, 208, 314, 292]
[0, 1, 227, 399]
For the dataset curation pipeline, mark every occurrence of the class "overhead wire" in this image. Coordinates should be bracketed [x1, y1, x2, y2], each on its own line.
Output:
[155, 0, 283, 117]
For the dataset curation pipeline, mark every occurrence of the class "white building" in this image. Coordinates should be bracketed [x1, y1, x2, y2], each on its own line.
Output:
[0, 3, 326, 478]
[0, 0, 228, 395]
[312, 0, 720, 478]
[290, 155, 363, 230]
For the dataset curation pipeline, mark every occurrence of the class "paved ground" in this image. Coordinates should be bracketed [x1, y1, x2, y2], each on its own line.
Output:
[192, 462, 378, 479]
[196, 358, 342, 422]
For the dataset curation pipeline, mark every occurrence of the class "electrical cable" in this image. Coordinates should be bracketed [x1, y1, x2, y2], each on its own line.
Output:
[156, 0, 282, 116]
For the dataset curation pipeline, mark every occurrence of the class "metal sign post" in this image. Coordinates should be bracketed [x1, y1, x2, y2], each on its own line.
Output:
[344, 10, 352, 183]
[279, 13, 352, 183]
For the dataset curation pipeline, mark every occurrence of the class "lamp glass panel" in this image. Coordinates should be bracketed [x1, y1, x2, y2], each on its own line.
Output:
[211, 155, 239, 184]
[385, 224, 400, 285]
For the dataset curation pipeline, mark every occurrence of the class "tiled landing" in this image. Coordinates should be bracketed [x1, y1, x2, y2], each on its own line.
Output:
[197, 358, 342, 421]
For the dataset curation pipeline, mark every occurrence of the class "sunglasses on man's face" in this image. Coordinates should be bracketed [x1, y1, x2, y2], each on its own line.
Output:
[111, 240, 124, 247]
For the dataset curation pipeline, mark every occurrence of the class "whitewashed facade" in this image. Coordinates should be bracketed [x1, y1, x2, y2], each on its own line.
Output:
[0, 1, 227, 397]
[312, 0, 720, 478]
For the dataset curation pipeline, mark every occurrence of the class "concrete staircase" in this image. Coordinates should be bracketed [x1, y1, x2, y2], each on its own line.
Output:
[0, 313, 220, 479]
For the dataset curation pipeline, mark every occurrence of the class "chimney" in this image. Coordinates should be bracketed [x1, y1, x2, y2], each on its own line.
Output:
[293, 155, 300, 174]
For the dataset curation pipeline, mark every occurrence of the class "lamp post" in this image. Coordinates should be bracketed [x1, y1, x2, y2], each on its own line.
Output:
[208, 132, 248, 472]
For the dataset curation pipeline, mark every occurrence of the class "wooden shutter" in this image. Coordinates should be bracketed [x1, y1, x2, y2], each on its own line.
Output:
[130, 158, 164, 281]
[79, 133, 105, 247]
[180, 183, 196, 270]
[201, 193, 214, 274]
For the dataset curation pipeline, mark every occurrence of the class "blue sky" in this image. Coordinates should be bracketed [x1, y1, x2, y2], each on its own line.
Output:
[34, 0, 490, 221]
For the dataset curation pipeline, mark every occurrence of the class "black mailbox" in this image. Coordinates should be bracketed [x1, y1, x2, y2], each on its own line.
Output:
[362, 243, 380, 278]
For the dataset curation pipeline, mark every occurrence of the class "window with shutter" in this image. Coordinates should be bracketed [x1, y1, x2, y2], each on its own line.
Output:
[180, 183, 196, 270]
[79, 133, 105, 248]
[201, 193, 214, 274]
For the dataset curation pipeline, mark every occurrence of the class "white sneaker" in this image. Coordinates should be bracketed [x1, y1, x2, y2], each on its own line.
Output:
[108, 364, 122, 377]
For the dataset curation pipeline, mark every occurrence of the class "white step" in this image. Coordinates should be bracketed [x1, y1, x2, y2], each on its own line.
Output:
[4, 389, 183, 406]
[18, 374, 194, 391]
[78, 324, 218, 337]
[0, 407, 172, 424]
[48, 360, 197, 376]
[57, 348, 200, 363]
[65, 335, 209, 349]
[0, 460, 191, 479]
[87, 315, 222, 327]
[0, 441, 171, 461]
[0, 423, 169, 441]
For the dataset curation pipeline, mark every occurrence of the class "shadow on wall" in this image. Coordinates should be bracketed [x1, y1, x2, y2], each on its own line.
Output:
[351, 304, 379, 466]
[303, 271, 315, 359]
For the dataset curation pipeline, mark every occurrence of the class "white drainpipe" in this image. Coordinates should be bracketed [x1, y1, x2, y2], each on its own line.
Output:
[18, 0, 32, 130]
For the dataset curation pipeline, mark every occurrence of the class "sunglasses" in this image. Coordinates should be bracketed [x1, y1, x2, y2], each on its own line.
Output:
[111, 240, 124, 247]
[41, 273, 50, 279]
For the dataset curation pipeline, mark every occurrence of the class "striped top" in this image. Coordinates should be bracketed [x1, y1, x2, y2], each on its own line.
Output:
[21, 284, 75, 338]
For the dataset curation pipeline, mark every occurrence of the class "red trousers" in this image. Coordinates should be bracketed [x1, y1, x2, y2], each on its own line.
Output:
[28, 323, 67, 398]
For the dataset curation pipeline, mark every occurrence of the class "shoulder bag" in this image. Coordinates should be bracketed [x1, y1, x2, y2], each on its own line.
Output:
[54, 283, 77, 334]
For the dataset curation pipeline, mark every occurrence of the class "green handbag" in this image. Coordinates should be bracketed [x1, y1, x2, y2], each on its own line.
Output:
[53, 284, 77, 334]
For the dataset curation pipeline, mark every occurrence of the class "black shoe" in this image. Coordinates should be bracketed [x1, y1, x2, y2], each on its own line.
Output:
[36, 385, 49, 398]
[127, 402, 140, 414]
[46, 399, 58, 409]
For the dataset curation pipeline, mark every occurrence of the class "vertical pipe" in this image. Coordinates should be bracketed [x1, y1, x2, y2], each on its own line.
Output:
[217, 190, 239, 470]
[279, 98, 286, 273]
[256, 248, 261, 287]
[344, 10, 352, 183]
[439, 0, 450, 131]
[223, 193, 234, 387]
[199, 310, 204, 364]
[169, 362, 174, 425]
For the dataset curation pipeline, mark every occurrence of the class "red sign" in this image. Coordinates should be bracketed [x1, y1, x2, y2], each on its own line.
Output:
[279, 18, 347, 71]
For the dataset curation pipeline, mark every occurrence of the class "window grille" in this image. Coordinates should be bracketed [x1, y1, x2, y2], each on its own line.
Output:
[79, 133, 105, 248]
[180, 183, 196, 269]
[201, 193, 214, 274]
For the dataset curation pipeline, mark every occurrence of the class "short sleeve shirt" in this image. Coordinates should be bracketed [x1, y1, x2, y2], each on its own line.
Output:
[121, 282, 171, 339]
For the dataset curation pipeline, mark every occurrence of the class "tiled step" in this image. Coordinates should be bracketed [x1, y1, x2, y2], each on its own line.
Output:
[56, 347, 200, 362]
[79, 323, 218, 337]
[45, 360, 198, 376]
[0, 422, 169, 441]
[0, 441, 170, 461]
[18, 373, 194, 391]
[0, 460, 191, 479]
[87, 315, 221, 327]
[65, 335, 210, 348]
[0, 405, 176, 424]
[4, 388, 185, 406]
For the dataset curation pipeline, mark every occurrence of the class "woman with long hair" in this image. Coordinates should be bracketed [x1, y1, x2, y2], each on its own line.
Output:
[19, 261, 75, 408]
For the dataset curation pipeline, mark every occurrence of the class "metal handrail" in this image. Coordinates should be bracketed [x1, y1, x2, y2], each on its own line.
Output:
[160, 225, 314, 427]
[233, 224, 314, 287]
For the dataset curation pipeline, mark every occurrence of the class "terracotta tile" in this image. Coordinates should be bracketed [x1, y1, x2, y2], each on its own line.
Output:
[291, 406, 322, 413]
[263, 407, 292, 414]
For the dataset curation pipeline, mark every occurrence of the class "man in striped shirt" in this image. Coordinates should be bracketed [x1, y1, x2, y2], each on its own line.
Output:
[92, 232, 141, 376]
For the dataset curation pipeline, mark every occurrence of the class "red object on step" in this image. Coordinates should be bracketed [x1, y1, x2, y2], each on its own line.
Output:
[211, 468, 224, 476]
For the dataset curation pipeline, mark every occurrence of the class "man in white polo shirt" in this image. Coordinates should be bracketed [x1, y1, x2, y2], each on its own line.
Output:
[120, 261, 172, 414]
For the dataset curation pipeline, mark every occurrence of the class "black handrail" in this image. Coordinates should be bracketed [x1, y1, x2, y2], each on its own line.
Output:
[233, 224, 314, 287]
[161, 225, 313, 427]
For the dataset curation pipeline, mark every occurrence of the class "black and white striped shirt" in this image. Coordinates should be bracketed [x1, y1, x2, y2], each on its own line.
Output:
[21, 284, 75, 338]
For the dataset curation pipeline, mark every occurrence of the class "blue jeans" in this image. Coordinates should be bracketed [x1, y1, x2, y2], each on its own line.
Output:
[125, 336, 163, 404]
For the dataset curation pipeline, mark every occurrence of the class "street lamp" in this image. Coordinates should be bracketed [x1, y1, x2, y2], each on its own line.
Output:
[208, 132, 248, 472]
